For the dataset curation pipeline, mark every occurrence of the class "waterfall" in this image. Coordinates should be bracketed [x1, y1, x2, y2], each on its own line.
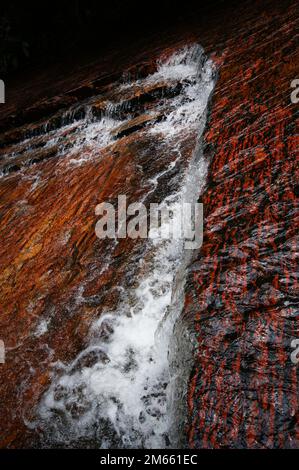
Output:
[28, 44, 216, 448]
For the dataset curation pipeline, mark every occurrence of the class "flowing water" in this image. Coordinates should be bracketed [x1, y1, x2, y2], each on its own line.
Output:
[20, 44, 217, 448]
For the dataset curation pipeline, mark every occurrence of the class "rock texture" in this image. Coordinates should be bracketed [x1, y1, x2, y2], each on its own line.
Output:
[0, 0, 298, 448]
[0, 40, 212, 447]
[184, 0, 299, 449]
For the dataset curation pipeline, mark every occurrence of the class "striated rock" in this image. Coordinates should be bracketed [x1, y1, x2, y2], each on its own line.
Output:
[0, 41, 212, 447]
[184, 0, 299, 449]
[0, 0, 297, 449]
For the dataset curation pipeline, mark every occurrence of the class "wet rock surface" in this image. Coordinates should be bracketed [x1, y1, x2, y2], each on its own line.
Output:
[0, 0, 298, 448]
[184, 0, 299, 449]
[0, 42, 214, 447]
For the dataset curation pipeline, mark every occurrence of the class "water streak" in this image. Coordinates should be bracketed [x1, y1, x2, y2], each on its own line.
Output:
[33, 44, 216, 448]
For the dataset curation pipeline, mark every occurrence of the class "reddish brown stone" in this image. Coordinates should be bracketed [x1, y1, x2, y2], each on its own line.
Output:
[184, 0, 299, 449]
[0, 0, 298, 449]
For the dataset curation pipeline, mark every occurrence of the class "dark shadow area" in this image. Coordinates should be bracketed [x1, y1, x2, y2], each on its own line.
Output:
[0, 0, 234, 77]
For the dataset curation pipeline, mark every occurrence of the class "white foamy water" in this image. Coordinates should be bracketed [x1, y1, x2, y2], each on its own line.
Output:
[33, 44, 216, 448]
